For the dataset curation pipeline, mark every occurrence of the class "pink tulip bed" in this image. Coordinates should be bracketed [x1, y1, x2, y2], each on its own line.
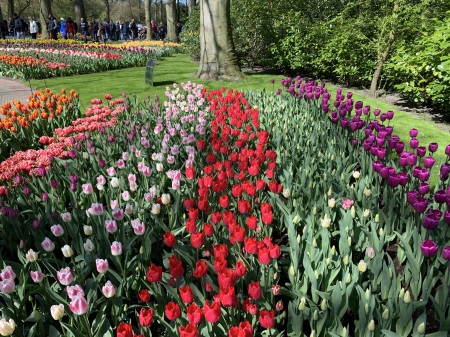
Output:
[0, 79, 449, 337]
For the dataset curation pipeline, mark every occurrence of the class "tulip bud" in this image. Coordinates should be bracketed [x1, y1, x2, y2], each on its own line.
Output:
[365, 289, 370, 301]
[358, 260, 367, 272]
[299, 297, 306, 311]
[61, 245, 74, 258]
[347, 237, 352, 246]
[346, 273, 351, 284]
[379, 227, 384, 237]
[293, 199, 297, 207]
[313, 310, 319, 320]
[83, 225, 92, 235]
[324, 174, 327, 181]
[289, 265, 295, 276]
[364, 303, 369, 314]
[363, 209, 370, 218]
[403, 290, 411, 304]
[375, 214, 379, 223]
[399, 288, 405, 298]
[341, 173, 345, 181]
[351, 206, 356, 218]
[326, 257, 331, 266]
[328, 198, 336, 208]
[382, 309, 389, 320]
[364, 188, 372, 197]
[139, 246, 144, 255]
[341, 327, 347, 337]
[330, 246, 336, 256]
[367, 319, 375, 331]
[353, 171, 361, 179]
[343, 255, 349, 265]
[273, 272, 278, 280]
[310, 330, 315, 337]
[345, 226, 349, 233]
[327, 187, 332, 197]
[339, 281, 343, 289]
[312, 207, 317, 215]
[320, 299, 327, 311]
[314, 270, 319, 279]
[293, 215, 299, 223]
[417, 322, 425, 334]
[282, 188, 290, 198]
[161, 193, 171, 205]
[297, 234, 301, 243]
[313, 239, 317, 247]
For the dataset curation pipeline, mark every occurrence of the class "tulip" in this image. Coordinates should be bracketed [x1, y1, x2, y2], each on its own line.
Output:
[110, 241, 122, 256]
[442, 246, 450, 260]
[102, 280, 116, 298]
[0, 318, 16, 336]
[420, 239, 438, 257]
[416, 146, 426, 157]
[83, 239, 95, 252]
[428, 142, 438, 153]
[25, 249, 38, 262]
[61, 245, 74, 258]
[50, 304, 65, 320]
[410, 128, 418, 137]
[69, 295, 89, 315]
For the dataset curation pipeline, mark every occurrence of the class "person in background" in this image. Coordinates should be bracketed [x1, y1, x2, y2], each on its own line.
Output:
[80, 17, 88, 43]
[60, 18, 67, 39]
[121, 21, 129, 41]
[129, 18, 137, 40]
[48, 14, 58, 40]
[109, 20, 116, 41]
[13, 13, 25, 38]
[66, 18, 76, 39]
[28, 17, 38, 39]
[104, 19, 110, 41]
[151, 21, 157, 39]
[90, 19, 98, 42]
[115, 21, 121, 41]
[0, 20, 8, 39]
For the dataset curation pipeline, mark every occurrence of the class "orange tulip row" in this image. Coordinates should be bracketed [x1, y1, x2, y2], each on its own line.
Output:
[0, 88, 79, 133]
[0, 54, 47, 68]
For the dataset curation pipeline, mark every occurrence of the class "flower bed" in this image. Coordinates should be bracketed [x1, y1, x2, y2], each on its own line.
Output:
[0, 40, 180, 79]
[0, 80, 449, 337]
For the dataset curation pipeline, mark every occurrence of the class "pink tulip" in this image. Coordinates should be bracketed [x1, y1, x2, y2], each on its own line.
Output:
[341, 199, 354, 210]
[30, 271, 45, 283]
[88, 203, 104, 216]
[50, 225, 64, 237]
[0, 266, 16, 280]
[96, 259, 109, 273]
[82, 183, 93, 194]
[66, 284, 85, 300]
[111, 241, 122, 256]
[106, 167, 116, 176]
[105, 220, 118, 233]
[112, 208, 124, 221]
[0, 278, 15, 294]
[56, 267, 73, 285]
[41, 237, 56, 252]
[121, 191, 131, 201]
[131, 219, 146, 235]
[69, 295, 89, 315]
[102, 280, 116, 298]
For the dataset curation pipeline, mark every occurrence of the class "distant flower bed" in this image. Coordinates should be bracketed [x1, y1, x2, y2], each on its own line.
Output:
[0, 39, 179, 79]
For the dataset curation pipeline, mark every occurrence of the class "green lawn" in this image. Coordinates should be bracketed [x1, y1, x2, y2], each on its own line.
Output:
[30, 53, 450, 180]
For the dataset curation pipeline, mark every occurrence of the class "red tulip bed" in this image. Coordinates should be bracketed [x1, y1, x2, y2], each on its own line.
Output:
[0, 79, 449, 337]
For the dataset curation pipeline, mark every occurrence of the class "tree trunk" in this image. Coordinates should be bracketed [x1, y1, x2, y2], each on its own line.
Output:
[166, 0, 177, 42]
[73, 0, 86, 29]
[7, 0, 13, 21]
[104, 0, 110, 21]
[188, 0, 196, 18]
[39, 0, 52, 38]
[160, 0, 164, 24]
[197, 0, 243, 81]
[370, 1, 399, 97]
[145, 0, 152, 40]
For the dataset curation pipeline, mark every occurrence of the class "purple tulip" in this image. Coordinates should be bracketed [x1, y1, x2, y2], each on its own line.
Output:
[41, 192, 48, 202]
[69, 174, 78, 183]
[399, 153, 409, 167]
[406, 191, 418, 205]
[23, 186, 31, 196]
[385, 126, 394, 135]
[50, 180, 59, 188]
[424, 157, 436, 169]
[331, 116, 339, 124]
[363, 140, 372, 151]
[380, 166, 390, 179]
[364, 128, 373, 137]
[407, 154, 417, 167]
[350, 121, 358, 131]
[445, 144, 450, 156]
[434, 190, 446, 204]
[340, 119, 349, 129]
[418, 183, 430, 195]
[416, 146, 426, 158]
[380, 113, 387, 122]
[373, 109, 380, 116]
[352, 139, 358, 147]
[372, 161, 383, 173]
[412, 197, 428, 213]
[355, 101, 363, 109]
[388, 174, 400, 187]
[32, 219, 40, 230]
[412, 166, 421, 179]
[422, 210, 441, 230]
[440, 163, 450, 181]
[331, 110, 338, 118]
[410, 128, 419, 138]
[418, 169, 430, 182]
[395, 142, 405, 154]
[386, 111, 394, 120]
[445, 210, 450, 225]
[428, 143, 438, 153]
[420, 239, 438, 257]
[363, 105, 370, 115]
[377, 148, 387, 160]
[370, 146, 379, 156]
[410, 138, 419, 149]
[388, 136, 399, 149]
[442, 246, 450, 260]
[347, 92, 353, 99]
[398, 172, 409, 186]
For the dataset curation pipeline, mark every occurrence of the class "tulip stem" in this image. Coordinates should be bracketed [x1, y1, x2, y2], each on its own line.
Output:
[83, 314, 93, 337]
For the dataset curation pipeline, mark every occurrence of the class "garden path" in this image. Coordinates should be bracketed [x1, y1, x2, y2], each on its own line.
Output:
[0, 77, 32, 120]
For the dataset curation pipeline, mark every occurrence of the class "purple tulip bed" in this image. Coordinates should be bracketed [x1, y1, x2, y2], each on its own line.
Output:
[0, 77, 449, 337]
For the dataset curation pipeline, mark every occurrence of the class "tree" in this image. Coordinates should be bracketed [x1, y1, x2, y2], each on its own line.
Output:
[39, 0, 51, 38]
[188, 0, 196, 17]
[144, 0, 152, 40]
[166, 0, 177, 42]
[73, 0, 86, 27]
[196, 0, 243, 81]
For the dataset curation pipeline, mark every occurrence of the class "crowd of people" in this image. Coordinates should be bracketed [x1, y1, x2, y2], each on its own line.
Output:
[0, 12, 181, 43]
